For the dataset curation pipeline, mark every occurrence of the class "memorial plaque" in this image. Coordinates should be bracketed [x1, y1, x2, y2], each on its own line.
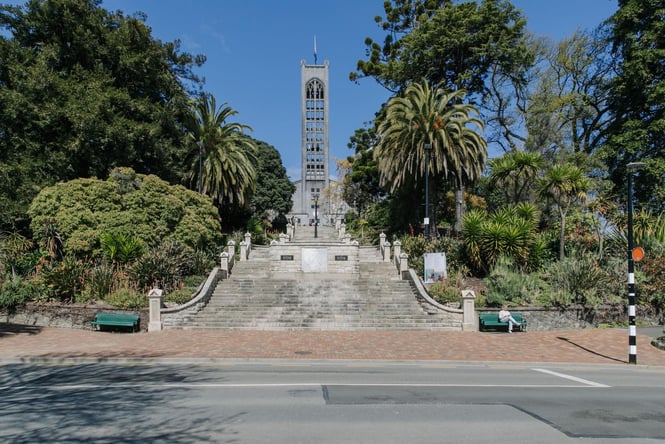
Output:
[301, 248, 328, 272]
[280, 255, 294, 261]
[334, 255, 348, 261]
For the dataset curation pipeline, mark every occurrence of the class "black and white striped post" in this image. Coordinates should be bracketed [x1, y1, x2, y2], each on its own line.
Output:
[627, 162, 644, 365]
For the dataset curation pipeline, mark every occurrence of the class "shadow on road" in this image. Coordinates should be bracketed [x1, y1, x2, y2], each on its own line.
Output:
[0, 323, 42, 338]
[0, 363, 244, 443]
[557, 336, 626, 364]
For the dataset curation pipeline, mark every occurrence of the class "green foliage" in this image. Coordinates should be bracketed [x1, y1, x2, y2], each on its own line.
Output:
[398, 234, 464, 279]
[0, 276, 42, 313]
[82, 262, 117, 301]
[604, 0, 665, 210]
[28, 168, 223, 258]
[352, 0, 531, 99]
[105, 287, 145, 309]
[484, 257, 550, 307]
[38, 255, 86, 302]
[164, 274, 206, 305]
[543, 251, 624, 310]
[638, 251, 665, 310]
[128, 240, 194, 293]
[250, 140, 296, 220]
[0, 231, 33, 278]
[462, 203, 543, 274]
[0, 0, 205, 232]
[427, 267, 469, 306]
[100, 233, 144, 265]
[185, 93, 257, 210]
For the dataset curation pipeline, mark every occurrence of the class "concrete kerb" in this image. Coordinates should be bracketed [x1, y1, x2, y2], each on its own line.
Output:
[3, 356, 665, 370]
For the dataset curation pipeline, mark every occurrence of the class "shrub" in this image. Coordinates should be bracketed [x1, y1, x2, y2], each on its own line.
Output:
[0, 276, 42, 313]
[484, 256, 550, 307]
[128, 240, 194, 293]
[106, 287, 145, 309]
[164, 275, 206, 305]
[28, 168, 223, 258]
[38, 255, 86, 302]
[427, 267, 469, 306]
[83, 261, 117, 301]
[399, 234, 464, 279]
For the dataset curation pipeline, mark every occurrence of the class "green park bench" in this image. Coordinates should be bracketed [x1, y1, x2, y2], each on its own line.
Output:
[479, 312, 527, 332]
[91, 312, 140, 332]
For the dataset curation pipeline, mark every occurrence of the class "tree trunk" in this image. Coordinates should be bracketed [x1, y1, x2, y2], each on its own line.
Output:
[559, 207, 566, 261]
[454, 182, 465, 234]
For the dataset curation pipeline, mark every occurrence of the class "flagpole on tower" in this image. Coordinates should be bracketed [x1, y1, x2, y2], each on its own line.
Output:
[314, 35, 317, 64]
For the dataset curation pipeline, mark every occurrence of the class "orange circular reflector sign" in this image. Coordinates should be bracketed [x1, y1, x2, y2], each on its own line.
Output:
[632, 246, 645, 262]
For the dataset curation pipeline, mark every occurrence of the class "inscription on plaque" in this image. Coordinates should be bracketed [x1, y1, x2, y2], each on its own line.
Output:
[280, 255, 294, 261]
[334, 255, 348, 261]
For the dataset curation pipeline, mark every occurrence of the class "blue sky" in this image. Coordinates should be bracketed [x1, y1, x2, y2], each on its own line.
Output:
[98, 1, 618, 180]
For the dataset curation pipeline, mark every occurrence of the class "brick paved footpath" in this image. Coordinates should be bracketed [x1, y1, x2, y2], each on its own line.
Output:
[2, 325, 665, 366]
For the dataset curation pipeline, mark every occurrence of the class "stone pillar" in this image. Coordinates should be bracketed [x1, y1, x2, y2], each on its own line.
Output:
[148, 288, 163, 332]
[461, 290, 477, 331]
[227, 240, 236, 259]
[286, 223, 294, 240]
[279, 233, 289, 243]
[339, 223, 346, 239]
[393, 240, 402, 266]
[239, 241, 248, 261]
[383, 241, 391, 263]
[244, 232, 252, 256]
[399, 253, 409, 278]
[343, 233, 351, 244]
[220, 251, 229, 279]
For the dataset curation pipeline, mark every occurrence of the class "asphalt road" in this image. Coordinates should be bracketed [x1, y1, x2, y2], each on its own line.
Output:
[2, 360, 665, 443]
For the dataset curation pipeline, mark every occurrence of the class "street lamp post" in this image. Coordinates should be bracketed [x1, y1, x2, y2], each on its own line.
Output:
[627, 161, 645, 364]
[313, 193, 319, 238]
[424, 143, 432, 238]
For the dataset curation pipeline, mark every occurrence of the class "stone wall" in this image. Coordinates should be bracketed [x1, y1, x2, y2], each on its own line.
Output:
[1, 303, 149, 331]
[269, 244, 359, 275]
[3, 303, 661, 332]
[478, 305, 663, 331]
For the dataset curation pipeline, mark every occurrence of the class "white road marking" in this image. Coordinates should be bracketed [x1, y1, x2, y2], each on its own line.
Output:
[532, 368, 610, 387]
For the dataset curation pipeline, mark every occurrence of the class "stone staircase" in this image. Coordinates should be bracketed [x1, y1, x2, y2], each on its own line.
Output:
[168, 225, 462, 330]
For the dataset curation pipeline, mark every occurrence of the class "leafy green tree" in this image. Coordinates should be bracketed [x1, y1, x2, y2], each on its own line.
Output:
[351, 0, 531, 97]
[538, 163, 591, 260]
[375, 82, 487, 232]
[0, 0, 204, 232]
[185, 93, 257, 209]
[28, 167, 223, 258]
[525, 30, 614, 159]
[341, 126, 385, 216]
[604, 0, 665, 209]
[250, 140, 295, 220]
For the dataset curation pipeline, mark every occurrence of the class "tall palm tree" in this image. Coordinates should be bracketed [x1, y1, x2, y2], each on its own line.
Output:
[538, 163, 590, 260]
[186, 93, 257, 207]
[375, 81, 487, 233]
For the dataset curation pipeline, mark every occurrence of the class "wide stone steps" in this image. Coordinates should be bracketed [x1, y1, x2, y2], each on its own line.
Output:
[166, 225, 462, 331]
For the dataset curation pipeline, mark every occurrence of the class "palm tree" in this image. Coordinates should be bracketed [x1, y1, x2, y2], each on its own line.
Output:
[375, 81, 487, 233]
[538, 163, 590, 260]
[488, 151, 545, 204]
[186, 93, 257, 207]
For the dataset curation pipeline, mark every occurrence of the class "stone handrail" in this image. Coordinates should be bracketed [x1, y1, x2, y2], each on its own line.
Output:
[152, 267, 224, 331]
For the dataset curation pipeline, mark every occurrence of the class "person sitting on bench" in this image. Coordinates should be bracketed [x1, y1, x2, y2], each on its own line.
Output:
[499, 305, 520, 333]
